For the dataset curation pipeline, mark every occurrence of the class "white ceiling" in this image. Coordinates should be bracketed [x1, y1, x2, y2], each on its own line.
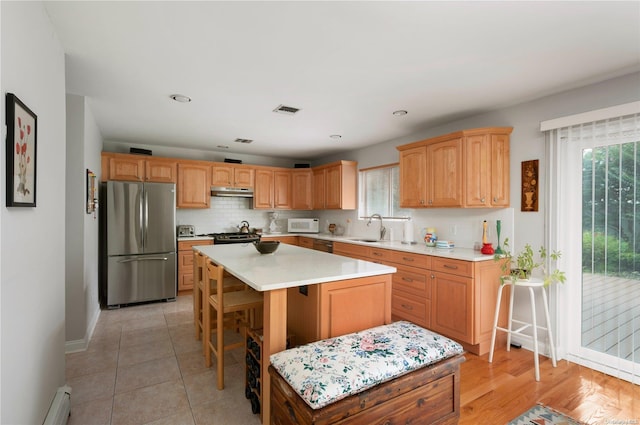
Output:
[44, 1, 640, 160]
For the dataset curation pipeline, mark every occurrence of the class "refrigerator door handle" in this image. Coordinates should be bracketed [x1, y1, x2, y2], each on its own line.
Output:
[144, 189, 149, 249]
[117, 257, 170, 263]
[138, 190, 144, 249]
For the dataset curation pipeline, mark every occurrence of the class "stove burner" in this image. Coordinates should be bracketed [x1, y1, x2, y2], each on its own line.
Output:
[207, 232, 260, 244]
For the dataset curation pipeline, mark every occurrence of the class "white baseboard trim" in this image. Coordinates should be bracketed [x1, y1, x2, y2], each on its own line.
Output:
[65, 307, 101, 353]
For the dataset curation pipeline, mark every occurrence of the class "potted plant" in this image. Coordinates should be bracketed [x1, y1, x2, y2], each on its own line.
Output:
[495, 238, 566, 286]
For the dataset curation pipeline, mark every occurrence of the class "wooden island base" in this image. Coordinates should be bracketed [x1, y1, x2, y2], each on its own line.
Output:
[269, 354, 465, 425]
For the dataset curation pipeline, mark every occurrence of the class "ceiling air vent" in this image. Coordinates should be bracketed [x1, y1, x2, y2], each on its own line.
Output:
[234, 138, 253, 144]
[273, 104, 301, 115]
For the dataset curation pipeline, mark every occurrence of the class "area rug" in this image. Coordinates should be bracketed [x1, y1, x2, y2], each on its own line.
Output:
[508, 404, 585, 425]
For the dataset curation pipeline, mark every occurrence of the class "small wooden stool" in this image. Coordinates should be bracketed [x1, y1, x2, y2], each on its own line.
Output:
[488, 277, 557, 381]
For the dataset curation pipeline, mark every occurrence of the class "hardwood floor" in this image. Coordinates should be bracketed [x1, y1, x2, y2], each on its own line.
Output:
[460, 347, 639, 424]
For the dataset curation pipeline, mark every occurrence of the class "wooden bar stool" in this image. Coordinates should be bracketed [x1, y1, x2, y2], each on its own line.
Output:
[204, 259, 264, 390]
[488, 277, 557, 381]
[193, 251, 244, 345]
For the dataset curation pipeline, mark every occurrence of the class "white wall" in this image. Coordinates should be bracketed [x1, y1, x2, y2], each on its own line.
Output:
[315, 71, 640, 356]
[1, 2, 67, 423]
[65, 94, 102, 351]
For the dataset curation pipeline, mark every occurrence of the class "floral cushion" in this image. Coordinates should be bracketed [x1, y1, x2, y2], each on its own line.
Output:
[269, 321, 464, 410]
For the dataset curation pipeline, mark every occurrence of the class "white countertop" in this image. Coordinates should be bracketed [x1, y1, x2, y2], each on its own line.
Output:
[194, 243, 396, 292]
[261, 233, 495, 262]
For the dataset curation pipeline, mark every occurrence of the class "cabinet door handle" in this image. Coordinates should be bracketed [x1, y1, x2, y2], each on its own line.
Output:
[373, 252, 382, 256]
[402, 277, 414, 283]
[402, 257, 414, 262]
[401, 304, 414, 311]
[443, 264, 458, 270]
[481, 197, 486, 203]
[431, 274, 435, 279]
[493, 197, 498, 202]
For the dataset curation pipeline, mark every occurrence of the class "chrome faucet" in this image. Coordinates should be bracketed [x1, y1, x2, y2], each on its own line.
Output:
[367, 214, 387, 240]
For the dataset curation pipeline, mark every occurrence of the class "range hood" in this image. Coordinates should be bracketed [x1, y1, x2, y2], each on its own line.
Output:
[210, 186, 254, 198]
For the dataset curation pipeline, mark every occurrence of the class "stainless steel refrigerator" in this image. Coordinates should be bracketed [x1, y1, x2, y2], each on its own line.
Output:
[104, 181, 176, 308]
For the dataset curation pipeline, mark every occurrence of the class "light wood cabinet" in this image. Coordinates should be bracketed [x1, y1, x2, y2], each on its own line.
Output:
[273, 170, 292, 209]
[428, 138, 463, 207]
[178, 239, 212, 292]
[399, 146, 427, 207]
[145, 158, 177, 183]
[397, 127, 512, 209]
[311, 161, 357, 210]
[177, 162, 211, 209]
[211, 163, 254, 188]
[102, 153, 177, 183]
[464, 132, 511, 207]
[331, 240, 507, 355]
[260, 235, 299, 245]
[332, 241, 371, 261]
[298, 236, 315, 249]
[254, 168, 292, 209]
[291, 169, 313, 210]
[431, 268, 473, 343]
[430, 256, 509, 355]
[253, 168, 274, 209]
[398, 138, 463, 208]
[287, 274, 392, 346]
[312, 168, 327, 209]
[108, 155, 145, 181]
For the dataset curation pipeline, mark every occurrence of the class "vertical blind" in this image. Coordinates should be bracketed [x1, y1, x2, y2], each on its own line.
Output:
[545, 109, 640, 384]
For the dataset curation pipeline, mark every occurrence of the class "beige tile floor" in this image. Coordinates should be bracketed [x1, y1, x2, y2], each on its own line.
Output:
[65, 295, 261, 425]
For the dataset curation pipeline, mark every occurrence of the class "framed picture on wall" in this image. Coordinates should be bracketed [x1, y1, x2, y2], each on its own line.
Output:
[6, 93, 37, 207]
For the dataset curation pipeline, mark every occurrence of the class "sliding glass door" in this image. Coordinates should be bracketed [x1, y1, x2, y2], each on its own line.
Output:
[581, 140, 639, 379]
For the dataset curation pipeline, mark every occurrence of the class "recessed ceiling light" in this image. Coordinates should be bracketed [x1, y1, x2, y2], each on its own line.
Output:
[170, 94, 191, 103]
[392, 110, 408, 116]
[329, 134, 342, 140]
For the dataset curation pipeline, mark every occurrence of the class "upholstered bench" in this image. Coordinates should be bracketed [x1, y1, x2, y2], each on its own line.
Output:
[268, 321, 465, 425]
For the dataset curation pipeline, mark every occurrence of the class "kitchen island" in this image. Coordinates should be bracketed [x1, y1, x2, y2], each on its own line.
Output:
[194, 243, 396, 425]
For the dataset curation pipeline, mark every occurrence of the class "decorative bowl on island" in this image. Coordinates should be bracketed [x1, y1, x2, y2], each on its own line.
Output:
[253, 240, 280, 254]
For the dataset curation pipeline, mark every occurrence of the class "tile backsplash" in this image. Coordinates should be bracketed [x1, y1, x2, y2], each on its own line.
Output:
[177, 196, 514, 251]
[176, 197, 317, 234]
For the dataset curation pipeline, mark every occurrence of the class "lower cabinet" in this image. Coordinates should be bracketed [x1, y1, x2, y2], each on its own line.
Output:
[287, 274, 392, 346]
[259, 235, 299, 245]
[331, 242, 506, 355]
[177, 239, 212, 292]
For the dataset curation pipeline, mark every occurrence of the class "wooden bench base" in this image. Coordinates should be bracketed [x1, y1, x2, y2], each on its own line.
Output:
[269, 354, 464, 425]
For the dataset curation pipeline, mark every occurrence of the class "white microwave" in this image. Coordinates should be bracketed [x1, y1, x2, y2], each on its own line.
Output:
[287, 218, 320, 233]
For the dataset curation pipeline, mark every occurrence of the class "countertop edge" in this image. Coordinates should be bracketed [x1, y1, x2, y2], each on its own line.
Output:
[261, 233, 496, 262]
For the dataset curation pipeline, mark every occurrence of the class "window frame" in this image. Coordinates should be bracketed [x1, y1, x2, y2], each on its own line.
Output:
[358, 163, 409, 221]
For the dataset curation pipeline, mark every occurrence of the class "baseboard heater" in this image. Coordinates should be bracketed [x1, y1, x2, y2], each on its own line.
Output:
[43, 385, 71, 425]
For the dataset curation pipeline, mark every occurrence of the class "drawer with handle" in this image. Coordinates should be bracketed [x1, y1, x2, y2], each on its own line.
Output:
[392, 291, 429, 327]
[369, 247, 393, 262]
[392, 266, 431, 299]
[390, 251, 431, 269]
[431, 257, 473, 277]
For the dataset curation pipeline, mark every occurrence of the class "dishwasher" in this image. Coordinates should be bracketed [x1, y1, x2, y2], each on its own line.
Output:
[312, 239, 333, 253]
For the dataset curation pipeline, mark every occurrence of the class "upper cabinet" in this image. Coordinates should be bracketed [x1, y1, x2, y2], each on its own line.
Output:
[291, 169, 313, 210]
[254, 167, 292, 209]
[211, 163, 254, 189]
[253, 167, 275, 209]
[177, 161, 211, 209]
[397, 127, 512, 209]
[102, 152, 358, 210]
[312, 161, 357, 210]
[102, 153, 177, 183]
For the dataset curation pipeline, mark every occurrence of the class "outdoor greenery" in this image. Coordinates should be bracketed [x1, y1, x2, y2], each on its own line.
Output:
[582, 141, 639, 278]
